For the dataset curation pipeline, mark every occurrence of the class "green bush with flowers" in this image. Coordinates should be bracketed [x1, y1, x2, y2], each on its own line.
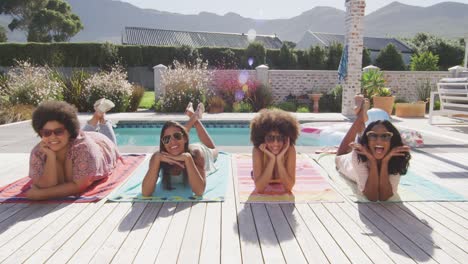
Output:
[159, 59, 213, 112]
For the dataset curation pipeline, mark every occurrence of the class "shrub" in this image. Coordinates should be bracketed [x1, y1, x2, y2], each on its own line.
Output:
[274, 101, 297, 112]
[127, 84, 146, 112]
[84, 65, 133, 112]
[296, 105, 310, 113]
[326, 42, 343, 70]
[60, 69, 91, 111]
[307, 45, 326, 70]
[0, 104, 35, 125]
[319, 85, 342, 112]
[278, 43, 297, 69]
[251, 84, 273, 111]
[213, 70, 261, 111]
[375, 44, 406, 71]
[244, 42, 266, 68]
[5, 61, 62, 106]
[207, 96, 226, 112]
[410, 52, 439, 71]
[233, 101, 253, 112]
[160, 59, 213, 112]
[361, 69, 386, 98]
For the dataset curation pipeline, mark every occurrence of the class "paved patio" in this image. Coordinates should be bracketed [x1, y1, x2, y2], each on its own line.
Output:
[0, 112, 467, 263]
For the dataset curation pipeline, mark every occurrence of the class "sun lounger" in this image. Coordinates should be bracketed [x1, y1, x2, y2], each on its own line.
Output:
[429, 77, 468, 124]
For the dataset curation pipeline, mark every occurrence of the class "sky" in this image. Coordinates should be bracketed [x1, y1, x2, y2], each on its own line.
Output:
[118, 0, 468, 19]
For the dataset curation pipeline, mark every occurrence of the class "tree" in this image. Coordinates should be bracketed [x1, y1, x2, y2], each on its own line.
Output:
[326, 42, 343, 70]
[410, 51, 439, 71]
[375, 44, 406, 70]
[0, 26, 7, 42]
[278, 43, 297, 69]
[362, 48, 371, 67]
[403, 33, 464, 70]
[0, 0, 83, 42]
[307, 45, 326, 70]
[244, 42, 266, 69]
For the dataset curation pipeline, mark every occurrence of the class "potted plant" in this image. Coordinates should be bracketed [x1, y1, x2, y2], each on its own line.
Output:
[395, 101, 426, 117]
[361, 69, 395, 115]
[207, 96, 226, 113]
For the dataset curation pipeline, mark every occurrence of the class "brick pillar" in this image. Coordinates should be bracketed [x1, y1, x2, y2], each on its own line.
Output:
[341, 0, 366, 116]
[153, 64, 167, 100]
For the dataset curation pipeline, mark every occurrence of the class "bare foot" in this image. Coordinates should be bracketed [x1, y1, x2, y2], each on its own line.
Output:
[185, 102, 194, 117]
[196, 103, 205, 119]
[360, 98, 370, 123]
[354, 94, 365, 116]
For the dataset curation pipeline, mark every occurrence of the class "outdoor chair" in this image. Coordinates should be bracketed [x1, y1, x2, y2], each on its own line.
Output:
[429, 77, 468, 124]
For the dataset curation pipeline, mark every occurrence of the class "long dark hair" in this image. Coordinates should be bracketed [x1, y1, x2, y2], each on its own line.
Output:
[159, 121, 189, 190]
[358, 120, 411, 175]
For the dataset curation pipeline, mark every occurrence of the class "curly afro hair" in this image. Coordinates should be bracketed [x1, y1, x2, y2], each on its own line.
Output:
[32, 101, 80, 139]
[250, 108, 300, 147]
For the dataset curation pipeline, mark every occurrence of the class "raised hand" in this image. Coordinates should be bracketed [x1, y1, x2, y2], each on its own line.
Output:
[259, 143, 275, 159]
[277, 137, 290, 161]
[349, 142, 374, 160]
[39, 141, 55, 157]
[383, 145, 410, 162]
[157, 152, 186, 168]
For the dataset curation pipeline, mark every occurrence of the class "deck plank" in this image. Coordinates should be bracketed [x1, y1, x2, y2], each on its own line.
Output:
[178, 202, 207, 263]
[237, 203, 263, 264]
[2, 204, 88, 263]
[133, 202, 177, 263]
[356, 203, 437, 263]
[111, 203, 162, 264]
[295, 203, 351, 263]
[338, 202, 416, 264]
[405, 202, 468, 247]
[90, 202, 148, 264]
[25, 202, 107, 263]
[221, 158, 242, 264]
[67, 202, 133, 264]
[0, 204, 59, 246]
[280, 204, 329, 263]
[251, 203, 285, 264]
[441, 202, 468, 220]
[310, 203, 373, 264]
[370, 203, 459, 263]
[45, 202, 118, 263]
[384, 203, 468, 263]
[0, 203, 29, 223]
[199, 202, 222, 264]
[154, 202, 192, 264]
[266, 204, 307, 264]
[323, 203, 394, 264]
[427, 202, 468, 229]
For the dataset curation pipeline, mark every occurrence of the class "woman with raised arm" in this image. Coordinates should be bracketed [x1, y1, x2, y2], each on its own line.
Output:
[336, 95, 411, 201]
[142, 103, 218, 196]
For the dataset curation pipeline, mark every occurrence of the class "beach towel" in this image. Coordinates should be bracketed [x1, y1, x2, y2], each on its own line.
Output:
[313, 153, 467, 202]
[235, 153, 342, 203]
[0, 154, 145, 203]
[108, 152, 231, 202]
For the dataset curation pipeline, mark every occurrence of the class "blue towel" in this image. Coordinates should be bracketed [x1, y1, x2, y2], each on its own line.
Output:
[338, 45, 348, 82]
[108, 152, 230, 202]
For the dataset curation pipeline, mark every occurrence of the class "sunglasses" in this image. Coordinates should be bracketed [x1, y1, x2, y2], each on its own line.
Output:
[161, 131, 184, 145]
[40, 127, 66, 137]
[265, 134, 285, 143]
[366, 131, 393, 142]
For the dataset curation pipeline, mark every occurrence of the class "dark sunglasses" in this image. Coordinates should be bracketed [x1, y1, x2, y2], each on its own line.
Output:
[40, 127, 66, 137]
[265, 134, 285, 143]
[161, 131, 184, 145]
[366, 131, 393, 142]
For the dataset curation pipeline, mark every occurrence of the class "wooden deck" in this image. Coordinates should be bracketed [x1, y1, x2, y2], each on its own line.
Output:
[0, 116, 467, 263]
[0, 150, 467, 263]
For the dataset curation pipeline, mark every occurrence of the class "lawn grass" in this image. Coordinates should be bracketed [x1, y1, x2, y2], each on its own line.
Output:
[139, 91, 155, 109]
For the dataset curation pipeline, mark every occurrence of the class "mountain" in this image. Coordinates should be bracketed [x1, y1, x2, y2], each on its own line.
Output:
[2, 0, 468, 43]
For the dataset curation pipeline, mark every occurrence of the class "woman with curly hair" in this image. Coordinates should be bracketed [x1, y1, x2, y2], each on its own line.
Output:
[27, 101, 120, 200]
[142, 103, 218, 196]
[336, 95, 411, 201]
[250, 108, 300, 193]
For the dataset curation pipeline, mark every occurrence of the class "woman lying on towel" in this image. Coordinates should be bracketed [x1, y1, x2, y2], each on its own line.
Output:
[27, 100, 120, 200]
[336, 95, 411, 201]
[250, 109, 300, 193]
[142, 103, 218, 196]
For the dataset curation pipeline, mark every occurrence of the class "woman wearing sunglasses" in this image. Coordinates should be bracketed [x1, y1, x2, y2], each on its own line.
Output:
[250, 109, 300, 193]
[336, 95, 411, 201]
[142, 103, 218, 196]
[26, 101, 120, 200]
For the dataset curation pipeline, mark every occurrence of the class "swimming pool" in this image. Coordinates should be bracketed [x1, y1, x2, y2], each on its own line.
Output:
[115, 121, 321, 146]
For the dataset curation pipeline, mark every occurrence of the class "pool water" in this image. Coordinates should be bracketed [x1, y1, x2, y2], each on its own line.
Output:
[115, 122, 320, 146]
